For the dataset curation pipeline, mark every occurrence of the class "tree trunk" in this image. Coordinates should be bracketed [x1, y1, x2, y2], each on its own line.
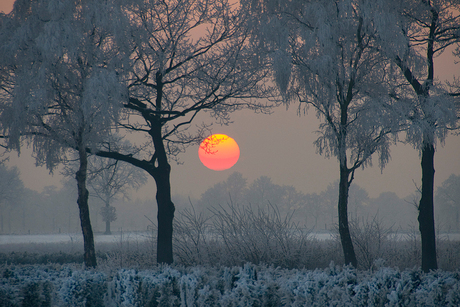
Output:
[104, 202, 112, 235]
[418, 142, 437, 272]
[105, 220, 111, 235]
[153, 166, 175, 264]
[150, 90, 175, 264]
[338, 164, 357, 267]
[76, 146, 97, 268]
[94, 147, 176, 264]
[94, 75, 176, 264]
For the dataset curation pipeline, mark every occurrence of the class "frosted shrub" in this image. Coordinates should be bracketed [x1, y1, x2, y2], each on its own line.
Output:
[59, 270, 107, 306]
[348, 216, 394, 270]
[2, 264, 460, 305]
[437, 238, 460, 271]
[20, 281, 53, 307]
[173, 207, 213, 266]
[106, 269, 142, 306]
[173, 203, 318, 268]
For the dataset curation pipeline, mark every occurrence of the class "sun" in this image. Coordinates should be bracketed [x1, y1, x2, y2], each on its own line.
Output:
[198, 134, 240, 171]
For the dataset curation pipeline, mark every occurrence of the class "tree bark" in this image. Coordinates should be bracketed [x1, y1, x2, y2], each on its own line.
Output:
[153, 165, 175, 264]
[94, 147, 176, 264]
[76, 146, 97, 268]
[150, 108, 175, 264]
[418, 142, 437, 272]
[338, 164, 357, 267]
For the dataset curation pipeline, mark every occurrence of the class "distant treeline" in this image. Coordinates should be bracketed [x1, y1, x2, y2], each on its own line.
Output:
[1, 170, 459, 234]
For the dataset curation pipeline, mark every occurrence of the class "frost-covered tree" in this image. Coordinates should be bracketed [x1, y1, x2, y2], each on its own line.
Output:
[0, 0, 126, 267]
[94, 0, 272, 264]
[373, 0, 460, 272]
[86, 157, 147, 234]
[243, 0, 400, 267]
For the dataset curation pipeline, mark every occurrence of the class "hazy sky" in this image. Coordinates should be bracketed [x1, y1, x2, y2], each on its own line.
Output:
[2, 1, 459, 201]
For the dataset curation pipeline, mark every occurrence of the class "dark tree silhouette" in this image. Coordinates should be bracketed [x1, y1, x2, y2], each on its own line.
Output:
[95, 0, 272, 264]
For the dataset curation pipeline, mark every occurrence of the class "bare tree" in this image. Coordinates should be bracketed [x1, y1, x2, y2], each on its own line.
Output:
[374, 0, 460, 272]
[87, 157, 147, 234]
[0, 0, 126, 267]
[94, 0, 273, 264]
[242, 0, 400, 267]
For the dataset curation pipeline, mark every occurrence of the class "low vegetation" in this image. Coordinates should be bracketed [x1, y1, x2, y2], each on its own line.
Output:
[2, 203, 460, 271]
[2, 204, 460, 305]
[2, 263, 460, 306]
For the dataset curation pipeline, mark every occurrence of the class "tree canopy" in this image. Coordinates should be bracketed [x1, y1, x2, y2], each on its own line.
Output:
[242, 0, 404, 267]
[0, 0, 128, 267]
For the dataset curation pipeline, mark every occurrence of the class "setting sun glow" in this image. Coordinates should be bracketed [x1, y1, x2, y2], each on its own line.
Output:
[198, 134, 240, 171]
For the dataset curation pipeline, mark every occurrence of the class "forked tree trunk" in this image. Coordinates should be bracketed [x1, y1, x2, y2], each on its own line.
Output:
[76, 146, 97, 268]
[94, 75, 176, 264]
[418, 142, 437, 272]
[338, 164, 357, 267]
[94, 148, 176, 264]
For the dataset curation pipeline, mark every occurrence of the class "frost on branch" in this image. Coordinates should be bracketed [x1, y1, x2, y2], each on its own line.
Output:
[0, 0, 127, 169]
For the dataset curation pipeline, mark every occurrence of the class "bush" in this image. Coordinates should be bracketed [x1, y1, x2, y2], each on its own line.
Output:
[155, 203, 460, 271]
[347, 215, 394, 270]
[172, 203, 330, 269]
[1, 264, 460, 306]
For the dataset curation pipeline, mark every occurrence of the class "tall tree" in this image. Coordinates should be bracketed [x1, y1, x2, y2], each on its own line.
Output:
[243, 0, 399, 267]
[374, 0, 460, 272]
[94, 0, 272, 264]
[0, 0, 126, 267]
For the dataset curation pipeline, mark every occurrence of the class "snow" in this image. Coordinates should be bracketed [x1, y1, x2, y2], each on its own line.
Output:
[1, 231, 458, 246]
[0, 232, 150, 245]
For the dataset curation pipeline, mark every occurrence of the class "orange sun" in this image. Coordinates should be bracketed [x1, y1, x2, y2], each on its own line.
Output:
[198, 134, 240, 171]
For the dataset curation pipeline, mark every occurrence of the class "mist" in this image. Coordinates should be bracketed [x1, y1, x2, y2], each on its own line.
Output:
[2, 168, 459, 236]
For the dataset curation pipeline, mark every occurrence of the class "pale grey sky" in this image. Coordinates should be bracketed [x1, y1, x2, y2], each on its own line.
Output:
[2, 1, 459, 200]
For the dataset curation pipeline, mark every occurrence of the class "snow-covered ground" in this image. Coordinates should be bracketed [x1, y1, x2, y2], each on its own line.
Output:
[0, 232, 151, 245]
[1, 231, 459, 246]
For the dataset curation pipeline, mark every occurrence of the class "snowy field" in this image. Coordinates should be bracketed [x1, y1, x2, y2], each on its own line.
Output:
[0, 232, 151, 245]
[2, 231, 460, 246]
